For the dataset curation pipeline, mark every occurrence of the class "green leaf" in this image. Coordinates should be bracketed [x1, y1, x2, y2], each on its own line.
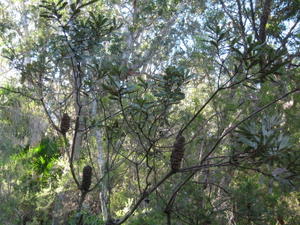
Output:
[210, 40, 218, 48]
[57, 2, 68, 11]
[70, 3, 76, 11]
[137, 77, 148, 89]
[40, 14, 56, 19]
[231, 47, 243, 56]
[56, 0, 64, 6]
[78, 0, 99, 9]
[239, 136, 257, 149]
[217, 32, 226, 42]
[278, 136, 290, 150]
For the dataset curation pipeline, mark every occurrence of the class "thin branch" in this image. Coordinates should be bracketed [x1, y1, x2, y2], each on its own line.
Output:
[249, 0, 259, 39]
[117, 170, 175, 225]
[40, 97, 61, 133]
[69, 105, 81, 188]
[0, 86, 40, 101]
[159, 88, 299, 218]
[200, 88, 299, 164]
[180, 69, 241, 134]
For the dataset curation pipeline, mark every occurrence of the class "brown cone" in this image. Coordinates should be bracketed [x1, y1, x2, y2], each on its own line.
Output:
[81, 165, 92, 192]
[60, 113, 70, 135]
[170, 134, 185, 170]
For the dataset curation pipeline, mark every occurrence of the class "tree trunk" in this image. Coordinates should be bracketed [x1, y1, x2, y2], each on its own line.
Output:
[51, 192, 65, 225]
[91, 99, 111, 222]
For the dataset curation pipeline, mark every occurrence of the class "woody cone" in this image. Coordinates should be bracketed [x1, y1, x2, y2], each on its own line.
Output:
[170, 134, 185, 171]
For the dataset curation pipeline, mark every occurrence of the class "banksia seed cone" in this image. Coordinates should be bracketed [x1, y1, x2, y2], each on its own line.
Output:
[60, 113, 70, 135]
[81, 165, 92, 192]
[170, 134, 185, 171]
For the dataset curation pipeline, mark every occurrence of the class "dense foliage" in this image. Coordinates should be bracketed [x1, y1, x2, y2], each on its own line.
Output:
[0, 0, 300, 224]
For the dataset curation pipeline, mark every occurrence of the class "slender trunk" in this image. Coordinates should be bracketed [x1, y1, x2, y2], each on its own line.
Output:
[91, 99, 111, 222]
[259, 0, 272, 43]
[51, 192, 65, 225]
[66, 0, 84, 160]
[72, 97, 84, 159]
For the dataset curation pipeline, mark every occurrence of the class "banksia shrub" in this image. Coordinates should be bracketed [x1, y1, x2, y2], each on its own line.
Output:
[60, 113, 70, 135]
[81, 165, 92, 192]
[170, 134, 185, 171]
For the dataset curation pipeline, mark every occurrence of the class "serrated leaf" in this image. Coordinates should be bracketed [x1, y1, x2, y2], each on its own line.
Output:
[56, 0, 64, 6]
[108, 75, 121, 88]
[246, 35, 252, 44]
[278, 136, 290, 150]
[231, 47, 243, 56]
[40, 14, 56, 19]
[239, 136, 257, 149]
[57, 2, 67, 11]
[78, 0, 99, 9]
[108, 95, 119, 100]
[137, 77, 148, 88]
[247, 59, 260, 69]
[39, 4, 54, 10]
[210, 40, 218, 48]
[73, 8, 81, 16]
[217, 32, 226, 42]
[102, 83, 118, 95]
[70, 3, 76, 11]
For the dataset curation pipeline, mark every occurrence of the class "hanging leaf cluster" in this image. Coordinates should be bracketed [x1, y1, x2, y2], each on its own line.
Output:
[234, 115, 293, 163]
[153, 66, 188, 103]
[39, 0, 68, 20]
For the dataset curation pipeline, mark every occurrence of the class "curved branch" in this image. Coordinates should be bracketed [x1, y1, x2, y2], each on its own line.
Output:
[200, 88, 299, 164]
[117, 170, 175, 225]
